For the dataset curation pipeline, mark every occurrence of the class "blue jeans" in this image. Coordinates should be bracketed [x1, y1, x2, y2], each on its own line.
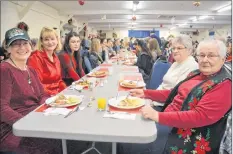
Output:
[117, 123, 172, 154]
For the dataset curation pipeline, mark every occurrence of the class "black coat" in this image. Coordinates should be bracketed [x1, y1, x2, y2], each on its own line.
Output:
[136, 52, 154, 85]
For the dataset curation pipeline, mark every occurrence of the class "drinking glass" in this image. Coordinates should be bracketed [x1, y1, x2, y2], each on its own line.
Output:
[97, 98, 107, 111]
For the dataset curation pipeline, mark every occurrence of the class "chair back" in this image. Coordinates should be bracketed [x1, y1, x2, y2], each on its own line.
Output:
[147, 60, 171, 89]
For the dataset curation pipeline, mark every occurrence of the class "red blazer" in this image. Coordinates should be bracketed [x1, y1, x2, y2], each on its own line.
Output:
[27, 50, 66, 95]
[58, 52, 85, 81]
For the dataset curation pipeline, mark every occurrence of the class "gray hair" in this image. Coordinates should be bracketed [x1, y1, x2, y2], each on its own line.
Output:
[196, 39, 227, 58]
[172, 35, 193, 53]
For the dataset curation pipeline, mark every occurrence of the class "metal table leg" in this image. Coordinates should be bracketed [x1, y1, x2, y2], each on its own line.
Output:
[62, 139, 67, 154]
[81, 142, 102, 154]
[112, 142, 117, 154]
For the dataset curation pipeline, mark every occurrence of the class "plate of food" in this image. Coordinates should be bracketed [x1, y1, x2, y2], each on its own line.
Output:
[87, 71, 107, 78]
[108, 96, 145, 109]
[73, 79, 90, 88]
[123, 61, 134, 66]
[45, 94, 82, 107]
[120, 80, 145, 88]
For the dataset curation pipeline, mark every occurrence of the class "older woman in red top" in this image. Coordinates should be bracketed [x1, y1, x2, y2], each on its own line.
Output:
[0, 28, 62, 153]
[27, 27, 66, 95]
[58, 31, 85, 86]
[118, 39, 231, 154]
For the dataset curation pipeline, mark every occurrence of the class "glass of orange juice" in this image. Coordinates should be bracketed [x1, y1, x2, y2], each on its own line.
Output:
[97, 98, 107, 111]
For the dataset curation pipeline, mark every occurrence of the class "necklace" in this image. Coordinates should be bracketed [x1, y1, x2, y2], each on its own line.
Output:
[9, 57, 32, 85]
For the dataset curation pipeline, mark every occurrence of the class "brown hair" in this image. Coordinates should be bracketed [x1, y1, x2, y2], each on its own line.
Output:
[148, 38, 161, 55]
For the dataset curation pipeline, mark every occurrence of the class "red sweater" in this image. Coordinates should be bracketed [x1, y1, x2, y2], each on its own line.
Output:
[0, 62, 49, 149]
[144, 74, 231, 128]
[28, 50, 66, 95]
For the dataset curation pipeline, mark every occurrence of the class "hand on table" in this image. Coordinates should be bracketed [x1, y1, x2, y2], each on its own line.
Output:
[141, 105, 159, 122]
[129, 89, 144, 97]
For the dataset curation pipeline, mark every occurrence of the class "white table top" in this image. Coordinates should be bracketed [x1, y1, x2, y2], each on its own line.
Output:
[13, 64, 157, 144]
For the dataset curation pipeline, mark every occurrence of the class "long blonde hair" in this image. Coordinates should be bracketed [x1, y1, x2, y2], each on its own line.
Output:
[91, 38, 100, 53]
[37, 27, 62, 52]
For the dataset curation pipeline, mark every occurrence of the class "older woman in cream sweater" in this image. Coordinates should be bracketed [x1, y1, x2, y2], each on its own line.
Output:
[157, 35, 198, 90]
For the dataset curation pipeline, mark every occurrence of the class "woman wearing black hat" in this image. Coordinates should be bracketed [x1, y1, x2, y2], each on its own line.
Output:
[0, 28, 62, 153]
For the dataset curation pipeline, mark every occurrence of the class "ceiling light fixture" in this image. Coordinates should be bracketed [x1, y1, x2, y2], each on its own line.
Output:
[170, 26, 177, 30]
[191, 16, 198, 22]
[128, 22, 137, 25]
[132, 1, 139, 11]
[217, 4, 231, 12]
[101, 15, 106, 20]
[128, 26, 136, 29]
[199, 15, 209, 20]
[177, 22, 188, 26]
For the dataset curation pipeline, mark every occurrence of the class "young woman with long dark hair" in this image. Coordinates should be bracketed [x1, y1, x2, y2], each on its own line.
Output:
[58, 31, 85, 86]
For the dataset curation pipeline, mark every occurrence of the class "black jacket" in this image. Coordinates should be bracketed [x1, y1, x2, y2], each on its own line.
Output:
[136, 52, 154, 85]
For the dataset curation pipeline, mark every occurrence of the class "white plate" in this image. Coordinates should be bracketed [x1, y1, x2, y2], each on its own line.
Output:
[120, 80, 145, 88]
[108, 96, 145, 109]
[72, 78, 97, 88]
[45, 95, 82, 108]
[87, 71, 107, 77]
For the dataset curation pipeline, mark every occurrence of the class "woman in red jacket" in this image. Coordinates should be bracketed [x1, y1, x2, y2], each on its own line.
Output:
[118, 39, 231, 154]
[57, 31, 85, 86]
[27, 27, 66, 95]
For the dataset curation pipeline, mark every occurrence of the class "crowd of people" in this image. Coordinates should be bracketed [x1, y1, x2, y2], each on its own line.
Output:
[0, 21, 232, 154]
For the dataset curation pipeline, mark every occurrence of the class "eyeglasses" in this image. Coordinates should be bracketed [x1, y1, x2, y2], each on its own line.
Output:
[11, 41, 30, 48]
[196, 54, 220, 60]
[171, 47, 186, 51]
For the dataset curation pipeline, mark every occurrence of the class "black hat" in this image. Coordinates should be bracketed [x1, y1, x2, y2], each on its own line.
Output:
[5, 28, 30, 47]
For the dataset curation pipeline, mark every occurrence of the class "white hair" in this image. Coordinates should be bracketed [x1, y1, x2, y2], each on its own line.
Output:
[196, 39, 227, 58]
[172, 35, 193, 53]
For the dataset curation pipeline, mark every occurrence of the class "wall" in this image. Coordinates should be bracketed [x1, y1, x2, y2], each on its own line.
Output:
[101, 29, 184, 39]
[98, 25, 231, 42]
[1, 1, 60, 40]
[192, 25, 231, 42]
[101, 30, 128, 39]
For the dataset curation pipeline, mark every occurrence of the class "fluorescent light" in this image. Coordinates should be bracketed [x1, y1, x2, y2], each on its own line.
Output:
[133, 4, 137, 11]
[177, 23, 188, 26]
[190, 16, 197, 22]
[192, 18, 197, 22]
[127, 22, 137, 25]
[217, 5, 231, 12]
[199, 16, 209, 20]
[170, 26, 177, 30]
[132, 1, 139, 11]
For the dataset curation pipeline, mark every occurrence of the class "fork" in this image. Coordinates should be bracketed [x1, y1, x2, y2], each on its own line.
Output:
[64, 105, 79, 118]
[125, 92, 130, 100]
[116, 92, 119, 100]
